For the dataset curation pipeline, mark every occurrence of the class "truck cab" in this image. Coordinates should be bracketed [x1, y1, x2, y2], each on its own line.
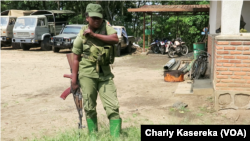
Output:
[0, 16, 17, 47]
[51, 24, 84, 53]
[12, 10, 75, 51]
[1, 10, 38, 48]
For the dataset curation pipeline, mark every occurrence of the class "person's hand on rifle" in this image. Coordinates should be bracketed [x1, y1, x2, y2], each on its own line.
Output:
[71, 80, 79, 93]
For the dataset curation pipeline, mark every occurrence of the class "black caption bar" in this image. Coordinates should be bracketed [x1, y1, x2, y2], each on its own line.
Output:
[141, 125, 250, 140]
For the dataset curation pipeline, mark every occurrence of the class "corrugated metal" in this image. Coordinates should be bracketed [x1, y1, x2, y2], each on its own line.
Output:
[128, 4, 210, 12]
[1, 10, 38, 17]
[30, 10, 75, 15]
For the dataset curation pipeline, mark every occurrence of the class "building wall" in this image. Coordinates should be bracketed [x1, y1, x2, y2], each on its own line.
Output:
[241, 1, 250, 31]
[213, 36, 250, 110]
[216, 1, 221, 31]
[214, 38, 250, 92]
[208, 1, 250, 110]
[209, 1, 221, 34]
[208, 34, 216, 80]
[221, 0, 243, 34]
[209, 1, 217, 34]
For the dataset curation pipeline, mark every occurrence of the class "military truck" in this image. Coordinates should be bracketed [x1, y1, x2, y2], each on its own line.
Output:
[112, 26, 135, 57]
[51, 24, 84, 53]
[0, 10, 37, 48]
[12, 10, 74, 51]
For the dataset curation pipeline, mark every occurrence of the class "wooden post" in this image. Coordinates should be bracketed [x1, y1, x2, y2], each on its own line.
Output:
[143, 12, 145, 52]
[148, 35, 150, 47]
[151, 13, 152, 43]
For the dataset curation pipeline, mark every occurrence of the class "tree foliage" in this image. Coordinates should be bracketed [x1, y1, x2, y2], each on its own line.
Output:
[1, 0, 210, 49]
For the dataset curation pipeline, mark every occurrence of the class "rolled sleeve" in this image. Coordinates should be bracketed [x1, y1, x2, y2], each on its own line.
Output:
[72, 33, 83, 55]
[106, 26, 117, 35]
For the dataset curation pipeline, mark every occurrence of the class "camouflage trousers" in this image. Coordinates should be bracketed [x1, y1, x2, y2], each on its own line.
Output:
[79, 74, 120, 120]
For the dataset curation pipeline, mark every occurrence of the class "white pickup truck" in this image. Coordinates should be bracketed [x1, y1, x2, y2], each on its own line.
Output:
[112, 26, 135, 57]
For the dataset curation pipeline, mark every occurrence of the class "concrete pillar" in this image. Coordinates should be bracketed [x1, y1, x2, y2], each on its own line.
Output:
[209, 1, 222, 34]
[209, 1, 217, 34]
[216, 1, 221, 31]
[221, 0, 243, 35]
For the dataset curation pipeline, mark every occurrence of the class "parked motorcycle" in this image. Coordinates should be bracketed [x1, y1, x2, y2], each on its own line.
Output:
[150, 38, 160, 54]
[159, 38, 167, 55]
[168, 37, 189, 58]
[165, 41, 173, 53]
[164, 39, 172, 54]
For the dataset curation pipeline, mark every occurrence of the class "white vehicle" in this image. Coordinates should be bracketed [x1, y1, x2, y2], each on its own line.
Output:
[1, 10, 37, 48]
[112, 26, 135, 57]
[12, 10, 75, 51]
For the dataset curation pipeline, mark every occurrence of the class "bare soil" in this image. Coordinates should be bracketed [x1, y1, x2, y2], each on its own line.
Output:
[1, 46, 250, 141]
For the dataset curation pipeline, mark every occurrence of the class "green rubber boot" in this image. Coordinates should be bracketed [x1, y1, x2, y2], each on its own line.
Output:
[110, 118, 122, 138]
[87, 118, 98, 133]
[87, 118, 98, 141]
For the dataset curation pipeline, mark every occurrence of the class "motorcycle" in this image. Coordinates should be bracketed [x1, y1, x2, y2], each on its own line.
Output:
[159, 38, 168, 55]
[151, 38, 170, 54]
[150, 38, 160, 54]
[168, 37, 189, 58]
[163, 39, 172, 54]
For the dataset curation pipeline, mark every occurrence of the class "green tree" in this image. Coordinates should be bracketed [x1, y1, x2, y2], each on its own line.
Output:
[1, 0, 210, 50]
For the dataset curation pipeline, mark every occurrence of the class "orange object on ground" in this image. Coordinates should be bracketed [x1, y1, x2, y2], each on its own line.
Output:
[164, 70, 184, 82]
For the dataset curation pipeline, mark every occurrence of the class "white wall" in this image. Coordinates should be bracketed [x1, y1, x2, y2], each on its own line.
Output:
[209, 1, 222, 34]
[241, 1, 250, 32]
[221, 0, 243, 34]
[209, 1, 217, 34]
[216, 1, 221, 30]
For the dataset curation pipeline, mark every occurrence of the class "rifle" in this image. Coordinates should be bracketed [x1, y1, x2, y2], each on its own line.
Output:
[60, 53, 83, 129]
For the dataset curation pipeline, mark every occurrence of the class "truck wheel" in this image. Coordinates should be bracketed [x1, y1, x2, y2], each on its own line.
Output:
[11, 43, 15, 48]
[116, 44, 121, 57]
[41, 37, 52, 51]
[126, 42, 132, 53]
[52, 46, 60, 53]
[21, 44, 30, 51]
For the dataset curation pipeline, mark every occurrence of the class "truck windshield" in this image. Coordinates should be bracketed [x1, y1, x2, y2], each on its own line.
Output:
[14, 18, 37, 28]
[113, 28, 121, 36]
[0, 17, 9, 26]
[62, 26, 82, 34]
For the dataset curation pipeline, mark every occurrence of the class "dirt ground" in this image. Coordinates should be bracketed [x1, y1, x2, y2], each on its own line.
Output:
[1, 46, 250, 141]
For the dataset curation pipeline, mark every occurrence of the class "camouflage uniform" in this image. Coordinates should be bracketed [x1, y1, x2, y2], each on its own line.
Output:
[72, 3, 121, 138]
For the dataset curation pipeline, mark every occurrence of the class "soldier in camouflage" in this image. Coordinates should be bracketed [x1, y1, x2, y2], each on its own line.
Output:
[71, 3, 121, 138]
